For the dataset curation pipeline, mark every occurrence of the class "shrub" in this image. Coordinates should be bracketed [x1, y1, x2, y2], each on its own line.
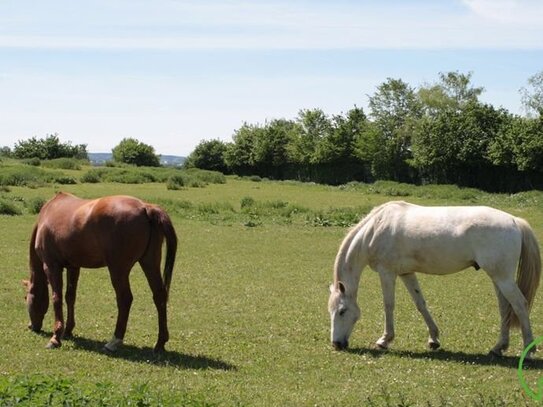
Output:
[27, 197, 47, 214]
[80, 170, 103, 183]
[240, 196, 255, 208]
[42, 158, 83, 170]
[184, 168, 226, 184]
[103, 170, 156, 184]
[112, 138, 160, 167]
[23, 157, 41, 166]
[306, 206, 368, 227]
[54, 176, 77, 185]
[167, 174, 185, 190]
[0, 199, 22, 215]
[0, 166, 50, 187]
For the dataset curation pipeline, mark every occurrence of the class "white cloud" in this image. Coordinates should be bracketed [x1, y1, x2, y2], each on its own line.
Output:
[462, 0, 543, 25]
[0, 0, 542, 50]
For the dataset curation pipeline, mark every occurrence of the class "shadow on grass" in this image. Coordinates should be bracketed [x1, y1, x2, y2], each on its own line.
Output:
[32, 330, 236, 371]
[347, 346, 543, 370]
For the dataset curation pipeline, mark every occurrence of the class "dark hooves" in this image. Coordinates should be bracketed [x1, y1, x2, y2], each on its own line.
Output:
[28, 323, 42, 333]
[428, 341, 441, 351]
[153, 346, 166, 354]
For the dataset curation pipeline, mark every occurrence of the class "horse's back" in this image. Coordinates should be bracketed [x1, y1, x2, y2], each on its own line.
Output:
[35, 193, 151, 268]
[364, 201, 523, 275]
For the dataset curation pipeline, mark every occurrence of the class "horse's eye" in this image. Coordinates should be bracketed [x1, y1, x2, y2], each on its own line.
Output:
[338, 309, 346, 317]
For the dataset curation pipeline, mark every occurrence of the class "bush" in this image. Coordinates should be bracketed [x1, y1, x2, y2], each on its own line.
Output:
[103, 170, 156, 184]
[42, 158, 83, 170]
[23, 157, 41, 166]
[0, 199, 22, 216]
[112, 138, 160, 167]
[13, 134, 88, 160]
[80, 169, 106, 183]
[306, 206, 369, 227]
[184, 168, 226, 184]
[167, 174, 185, 190]
[0, 166, 50, 187]
[54, 176, 77, 185]
[27, 197, 47, 214]
[240, 196, 256, 208]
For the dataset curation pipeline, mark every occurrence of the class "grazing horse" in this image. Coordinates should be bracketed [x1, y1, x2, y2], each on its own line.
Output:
[328, 201, 541, 357]
[23, 192, 177, 353]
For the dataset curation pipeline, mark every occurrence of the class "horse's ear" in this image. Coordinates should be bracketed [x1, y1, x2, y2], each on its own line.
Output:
[338, 281, 346, 294]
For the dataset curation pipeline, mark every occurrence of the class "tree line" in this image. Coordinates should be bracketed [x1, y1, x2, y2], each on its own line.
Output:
[185, 71, 543, 192]
[2, 135, 161, 167]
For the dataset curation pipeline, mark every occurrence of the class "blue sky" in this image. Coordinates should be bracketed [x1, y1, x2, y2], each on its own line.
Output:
[1, 0, 543, 156]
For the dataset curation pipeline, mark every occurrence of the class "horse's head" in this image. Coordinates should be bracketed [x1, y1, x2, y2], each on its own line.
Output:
[328, 281, 360, 350]
[22, 279, 48, 332]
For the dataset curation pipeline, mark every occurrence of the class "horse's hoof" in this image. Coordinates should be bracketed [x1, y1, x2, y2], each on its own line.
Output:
[375, 342, 389, 351]
[488, 349, 503, 358]
[101, 345, 116, 354]
[46, 340, 60, 349]
[153, 345, 166, 354]
[428, 341, 441, 351]
[28, 323, 41, 333]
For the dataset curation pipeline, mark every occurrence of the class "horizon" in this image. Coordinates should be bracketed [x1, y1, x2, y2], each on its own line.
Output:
[1, 0, 543, 156]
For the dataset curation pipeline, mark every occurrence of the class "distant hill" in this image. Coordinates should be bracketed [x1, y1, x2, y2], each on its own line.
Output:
[88, 153, 185, 167]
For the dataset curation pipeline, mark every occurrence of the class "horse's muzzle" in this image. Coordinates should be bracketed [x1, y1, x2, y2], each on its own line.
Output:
[332, 340, 348, 351]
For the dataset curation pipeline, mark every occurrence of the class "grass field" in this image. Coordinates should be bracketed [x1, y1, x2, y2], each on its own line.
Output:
[1, 163, 543, 405]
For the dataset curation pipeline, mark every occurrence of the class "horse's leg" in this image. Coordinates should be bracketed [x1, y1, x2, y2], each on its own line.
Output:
[64, 267, 80, 338]
[140, 258, 169, 353]
[104, 268, 133, 352]
[43, 263, 64, 348]
[490, 282, 510, 357]
[400, 273, 440, 350]
[376, 269, 397, 349]
[493, 277, 534, 356]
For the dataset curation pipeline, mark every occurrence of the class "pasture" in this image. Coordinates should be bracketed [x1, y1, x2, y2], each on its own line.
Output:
[1, 164, 543, 405]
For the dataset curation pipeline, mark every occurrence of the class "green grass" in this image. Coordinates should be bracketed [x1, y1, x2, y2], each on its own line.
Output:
[1, 163, 543, 405]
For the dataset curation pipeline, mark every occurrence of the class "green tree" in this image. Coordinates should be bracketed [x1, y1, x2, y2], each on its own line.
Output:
[489, 115, 543, 172]
[520, 70, 543, 117]
[411, 102, 509, 187]
[367, 78, 422, 181]
[419, 71, 484, 115]
[111, 138, 160, 167]
[250, 119, 297, 178]
[224, 123, 261, 175]
[185, 139, 228, 173]
[13, 134, 88, 160]
[0, 146, 12, 157]
[290, 109, 331, 165]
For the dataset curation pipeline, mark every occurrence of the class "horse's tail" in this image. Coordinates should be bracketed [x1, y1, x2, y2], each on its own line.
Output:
[29, 223, 40, 271]
[146, 206, 178, 302]
[508, 217, 541, 328]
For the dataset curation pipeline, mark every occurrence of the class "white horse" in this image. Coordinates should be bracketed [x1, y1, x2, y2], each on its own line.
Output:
[328, 201, 541, 357]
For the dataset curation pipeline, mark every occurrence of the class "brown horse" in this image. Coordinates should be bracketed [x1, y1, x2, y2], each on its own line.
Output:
[23, 192, 177, 353]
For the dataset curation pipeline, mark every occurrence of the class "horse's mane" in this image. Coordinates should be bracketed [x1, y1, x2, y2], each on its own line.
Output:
[333, 202, 400, 284]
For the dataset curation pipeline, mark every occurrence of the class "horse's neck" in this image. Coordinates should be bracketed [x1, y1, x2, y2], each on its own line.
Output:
[339, 248, 366, 297]
[335, 226, 368, 297]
